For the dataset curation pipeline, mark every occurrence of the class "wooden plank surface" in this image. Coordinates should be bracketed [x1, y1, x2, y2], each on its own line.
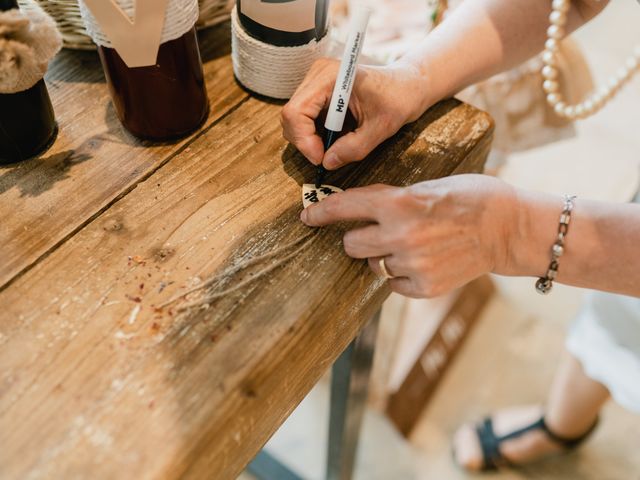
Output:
[0, 24, 493, 480]
[0, 25, 247, 290]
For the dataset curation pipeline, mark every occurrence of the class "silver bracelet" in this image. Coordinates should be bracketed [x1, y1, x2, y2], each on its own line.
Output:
[535, 195, 576, 295]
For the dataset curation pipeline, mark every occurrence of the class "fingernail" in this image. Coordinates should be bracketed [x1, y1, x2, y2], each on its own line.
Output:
[300, 209, 308, 223]
[324, 153, 340, 169]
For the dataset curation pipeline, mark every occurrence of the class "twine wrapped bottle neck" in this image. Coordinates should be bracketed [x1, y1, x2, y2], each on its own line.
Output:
[79, 0, 199, 51]
[231, 6, 330, 99]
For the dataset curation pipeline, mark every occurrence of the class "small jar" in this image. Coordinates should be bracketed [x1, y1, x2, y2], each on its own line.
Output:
[0, 0, 58, 164]
[80, 0, 209, 141]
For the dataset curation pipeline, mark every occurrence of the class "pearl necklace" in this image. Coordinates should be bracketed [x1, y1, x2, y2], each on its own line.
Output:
[542, 0, 640, 119]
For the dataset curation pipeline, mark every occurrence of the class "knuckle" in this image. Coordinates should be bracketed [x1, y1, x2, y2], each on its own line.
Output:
[343, 242, 357, 258]
[342, 232, 358, 256]
[392, 225, 416, 248]
[281, 104, 295, 124]
[391, 187, 414, 207]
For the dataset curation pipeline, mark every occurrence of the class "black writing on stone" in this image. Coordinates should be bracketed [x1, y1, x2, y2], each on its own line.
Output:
[304, 190, 319, 203]
[319, 187, 337, 196]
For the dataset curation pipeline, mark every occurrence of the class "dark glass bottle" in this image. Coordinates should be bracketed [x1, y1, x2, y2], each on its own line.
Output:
[0, 0, 58, 164]
[238, 0, 329, 47]
[97, 27, 209, 141]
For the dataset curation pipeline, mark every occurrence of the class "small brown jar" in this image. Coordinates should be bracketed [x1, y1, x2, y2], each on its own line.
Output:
[97, 26, 209, 141]
[0, 0, 58, 164]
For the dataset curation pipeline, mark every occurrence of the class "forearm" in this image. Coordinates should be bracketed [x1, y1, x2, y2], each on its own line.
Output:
[509, 191, 640, 297]
[396, 0, 608, 114]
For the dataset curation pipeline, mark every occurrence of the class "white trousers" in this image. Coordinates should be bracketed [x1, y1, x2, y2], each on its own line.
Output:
[567, 291, 640, 413]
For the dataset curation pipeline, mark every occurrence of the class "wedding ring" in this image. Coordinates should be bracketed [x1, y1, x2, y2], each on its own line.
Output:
[378, 257, 395, 280]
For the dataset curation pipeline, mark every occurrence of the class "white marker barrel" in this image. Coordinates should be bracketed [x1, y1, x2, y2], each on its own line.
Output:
[324, 6, 371, 134]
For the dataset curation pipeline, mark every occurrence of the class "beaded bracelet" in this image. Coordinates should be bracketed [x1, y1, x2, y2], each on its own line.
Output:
[535, 195, 576, 295]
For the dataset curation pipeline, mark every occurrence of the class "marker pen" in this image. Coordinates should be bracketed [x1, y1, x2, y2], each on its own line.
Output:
[315, 6, 371, 188]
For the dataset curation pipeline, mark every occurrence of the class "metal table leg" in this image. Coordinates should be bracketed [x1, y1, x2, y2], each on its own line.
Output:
[326, 310, 380, 480]
[246, 450, 304, 480]
[247, 310, 381, 480]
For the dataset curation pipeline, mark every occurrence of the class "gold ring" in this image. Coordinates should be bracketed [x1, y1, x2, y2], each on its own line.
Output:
[378, 257, 395, 280]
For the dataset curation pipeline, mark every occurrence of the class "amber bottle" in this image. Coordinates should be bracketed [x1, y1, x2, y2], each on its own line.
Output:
[0, 0, 58, 164]
[97, 27, 209, 141]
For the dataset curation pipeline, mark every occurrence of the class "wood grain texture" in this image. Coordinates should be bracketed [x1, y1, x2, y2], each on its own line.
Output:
[0, 24, 493, 480]
[0, 24, 247, 290]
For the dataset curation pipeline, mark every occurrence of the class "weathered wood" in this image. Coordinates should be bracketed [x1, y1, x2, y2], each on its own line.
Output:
[0, 24, 247, 290]
[0, 94, 492, 479]
[0, 22, 493, 479]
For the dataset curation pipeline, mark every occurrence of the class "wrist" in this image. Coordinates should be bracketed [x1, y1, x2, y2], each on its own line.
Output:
[391, 56, 440, 120]
[503, 189, 561, 278]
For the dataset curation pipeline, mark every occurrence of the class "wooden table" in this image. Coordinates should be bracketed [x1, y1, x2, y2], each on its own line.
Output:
[0, 23, 492, 480]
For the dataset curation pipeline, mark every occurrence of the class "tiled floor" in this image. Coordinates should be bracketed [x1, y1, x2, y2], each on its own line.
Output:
[241, 2, 640, 479]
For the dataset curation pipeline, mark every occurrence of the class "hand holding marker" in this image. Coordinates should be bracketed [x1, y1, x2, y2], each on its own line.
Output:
[315, 6, 372, 188]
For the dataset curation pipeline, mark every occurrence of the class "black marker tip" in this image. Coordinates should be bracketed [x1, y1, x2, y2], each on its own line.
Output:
[315, 165, 327, 189]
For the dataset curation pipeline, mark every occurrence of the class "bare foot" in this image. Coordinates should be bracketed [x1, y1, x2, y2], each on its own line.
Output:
[452, 405, 566, 471]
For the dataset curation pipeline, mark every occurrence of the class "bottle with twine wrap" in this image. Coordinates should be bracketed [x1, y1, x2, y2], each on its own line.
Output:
[78, 0, 209, 140]
[0, 0, 61, 164]
[232, 0, 330, 99]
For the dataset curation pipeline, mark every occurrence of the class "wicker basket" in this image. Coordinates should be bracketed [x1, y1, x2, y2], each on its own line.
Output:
[19, 0, 234, 50]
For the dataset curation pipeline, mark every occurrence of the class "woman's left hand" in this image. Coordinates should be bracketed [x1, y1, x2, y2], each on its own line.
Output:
[300, 174, 520, 298]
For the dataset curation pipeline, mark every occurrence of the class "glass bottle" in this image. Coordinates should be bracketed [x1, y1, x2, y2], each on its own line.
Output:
[95, 15, 209, 141]
[0, 0, 58, 164]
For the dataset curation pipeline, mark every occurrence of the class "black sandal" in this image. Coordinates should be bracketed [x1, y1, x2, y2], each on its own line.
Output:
[473, 415, 599, 471]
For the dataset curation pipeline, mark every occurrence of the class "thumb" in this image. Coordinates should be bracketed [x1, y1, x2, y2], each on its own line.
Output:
[322, 122, 388, 170]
